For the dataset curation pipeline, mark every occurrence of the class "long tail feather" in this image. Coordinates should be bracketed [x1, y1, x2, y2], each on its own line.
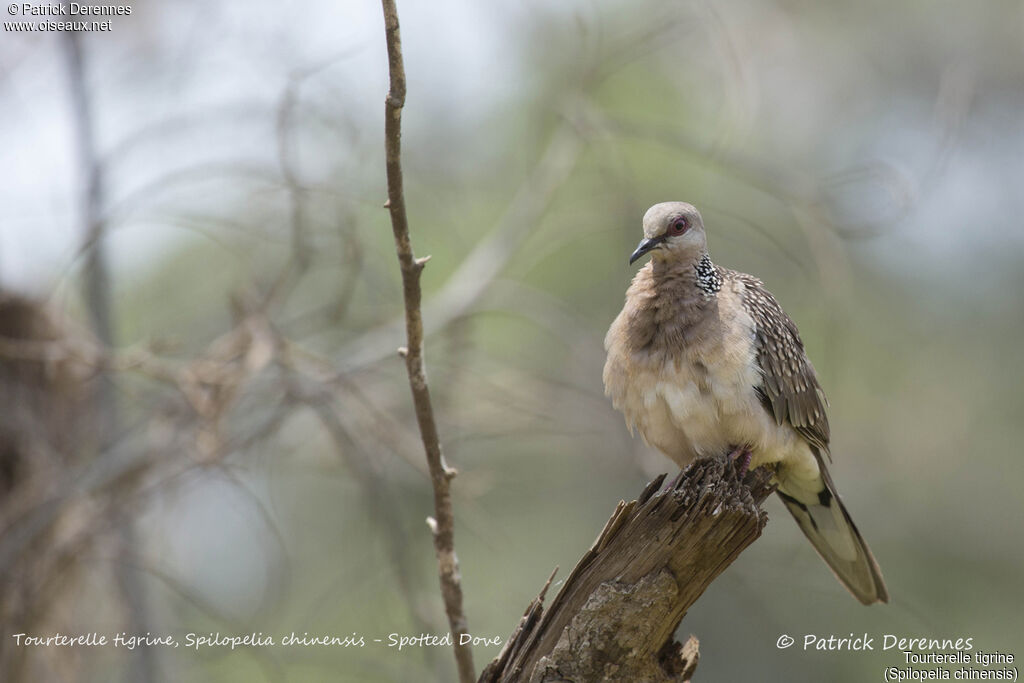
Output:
[777, 462, 889, 605]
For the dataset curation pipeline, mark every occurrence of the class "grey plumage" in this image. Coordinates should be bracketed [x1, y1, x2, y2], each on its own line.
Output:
[604, 201, 888, 605]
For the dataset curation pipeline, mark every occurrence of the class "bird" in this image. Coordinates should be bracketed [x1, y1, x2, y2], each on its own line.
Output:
[603, 201, 888, 605]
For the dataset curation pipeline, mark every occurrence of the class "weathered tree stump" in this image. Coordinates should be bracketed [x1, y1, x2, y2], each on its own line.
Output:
[480, 456, 775, 682]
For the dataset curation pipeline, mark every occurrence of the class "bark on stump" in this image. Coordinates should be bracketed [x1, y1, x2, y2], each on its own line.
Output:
[480, 456, 775, 682]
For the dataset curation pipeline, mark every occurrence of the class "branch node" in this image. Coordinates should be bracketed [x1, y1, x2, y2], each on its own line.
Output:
[426, 516, 439, 535]
[383, 198, 391, 209]
[397, 346, 408, 357]
[414, 255, 432, 270]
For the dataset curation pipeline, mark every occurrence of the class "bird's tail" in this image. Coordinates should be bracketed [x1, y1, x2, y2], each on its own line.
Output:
[776, 458, 889, 605]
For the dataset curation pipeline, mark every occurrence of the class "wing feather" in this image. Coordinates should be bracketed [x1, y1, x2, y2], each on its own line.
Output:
[732, 271, 831, 453]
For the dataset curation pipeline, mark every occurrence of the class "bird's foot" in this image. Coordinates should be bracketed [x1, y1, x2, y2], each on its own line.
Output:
[728, 447, 753, 479]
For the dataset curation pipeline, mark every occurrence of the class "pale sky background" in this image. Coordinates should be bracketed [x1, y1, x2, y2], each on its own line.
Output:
[0, 1, 529, 288]
[1, 0, 1021, 292]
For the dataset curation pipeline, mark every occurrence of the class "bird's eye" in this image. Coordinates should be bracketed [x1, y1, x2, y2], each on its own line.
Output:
[669, 216, 689, 235]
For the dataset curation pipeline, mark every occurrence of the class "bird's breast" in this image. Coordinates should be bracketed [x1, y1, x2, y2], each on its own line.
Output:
[604, 283, 800, 468]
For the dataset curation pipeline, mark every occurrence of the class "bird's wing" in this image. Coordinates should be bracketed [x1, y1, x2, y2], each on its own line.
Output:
[732, 271, 831, 453]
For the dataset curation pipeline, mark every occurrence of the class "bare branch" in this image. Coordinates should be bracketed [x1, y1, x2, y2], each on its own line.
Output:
[379, 2, 475, 682]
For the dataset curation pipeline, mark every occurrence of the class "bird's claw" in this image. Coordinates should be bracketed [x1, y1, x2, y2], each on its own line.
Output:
[728, 447, 753, 480]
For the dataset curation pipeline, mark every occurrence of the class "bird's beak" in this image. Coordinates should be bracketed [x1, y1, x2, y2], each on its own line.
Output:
[629, 236, 665, 265]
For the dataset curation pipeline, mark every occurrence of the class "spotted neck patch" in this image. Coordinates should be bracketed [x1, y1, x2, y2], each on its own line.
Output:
[695, 253, 722, 296]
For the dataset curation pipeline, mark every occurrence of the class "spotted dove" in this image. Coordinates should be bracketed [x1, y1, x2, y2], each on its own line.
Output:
[603, 201, 889, 605]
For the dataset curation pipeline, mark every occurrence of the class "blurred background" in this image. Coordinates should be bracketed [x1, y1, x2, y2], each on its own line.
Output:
[1, 0, 1022, 681]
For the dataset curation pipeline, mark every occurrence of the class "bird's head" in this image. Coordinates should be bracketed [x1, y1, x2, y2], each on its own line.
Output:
[629, 202, 707, 265]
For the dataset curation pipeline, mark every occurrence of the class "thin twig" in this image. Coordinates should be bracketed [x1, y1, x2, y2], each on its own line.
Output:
[379, 2, 475, 682]
[62, 28, 156, 683]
